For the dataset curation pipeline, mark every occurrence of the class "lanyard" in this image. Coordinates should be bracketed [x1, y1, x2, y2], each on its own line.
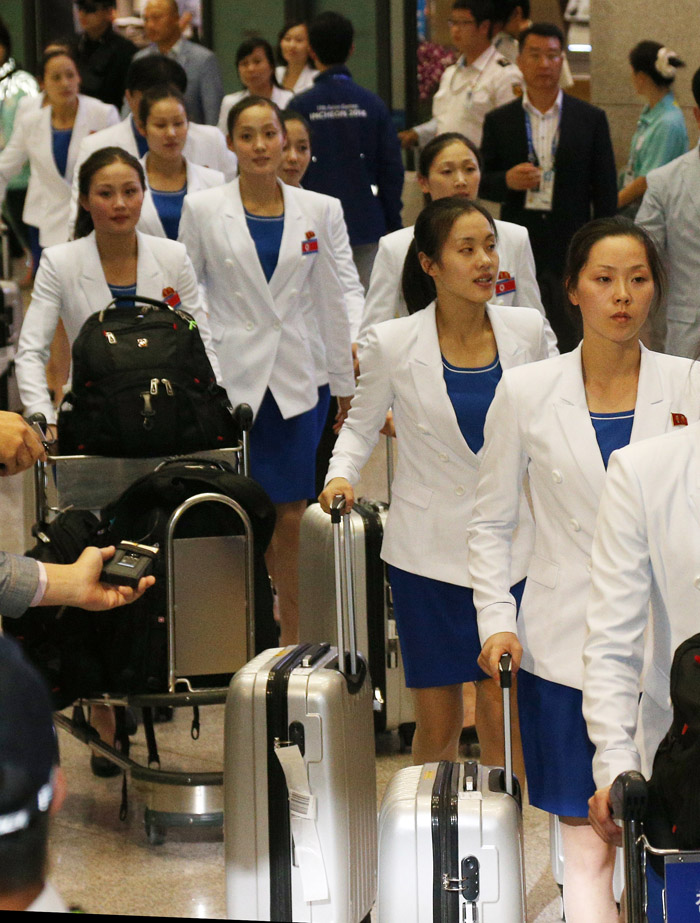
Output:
[449, 46, 497, 103]
[524, 106, 561, 170]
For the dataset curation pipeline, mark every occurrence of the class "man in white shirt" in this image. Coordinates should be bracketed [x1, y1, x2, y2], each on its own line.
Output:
[399, 0, 522, 150]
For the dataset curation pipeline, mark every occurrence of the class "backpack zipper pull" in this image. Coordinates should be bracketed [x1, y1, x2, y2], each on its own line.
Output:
[161, 378, 174, 396]
[140, 392, 155, 430]
[150, 378, 159, 395]
[104, 331, 116, 344]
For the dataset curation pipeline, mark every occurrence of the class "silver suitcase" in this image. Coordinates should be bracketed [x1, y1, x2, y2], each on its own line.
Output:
[377, 656, 526, 922]
[298, 437, 414, 741]
[225, 498, 377, 922]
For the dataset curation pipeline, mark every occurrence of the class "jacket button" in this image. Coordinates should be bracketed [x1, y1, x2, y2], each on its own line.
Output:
[570, 518, 581, 532]
[552, 470, 563, 483]
[694, 576, 700, 590]
[439, 452, 448, 462]
[245, 321, 254, 331]
[455, 485, 465, 496]
[586, 560, 592, 573]
[417, 424, 428, 433]
[273, 321, 281, 331]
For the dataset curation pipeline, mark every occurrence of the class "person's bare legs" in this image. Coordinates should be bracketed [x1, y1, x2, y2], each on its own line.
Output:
[475, 674, 526, 786]
[269, 500, 306, 646]
[559, 817, 619, 923]
[90, 704, 116, 745]
[411, 683, 464, 764]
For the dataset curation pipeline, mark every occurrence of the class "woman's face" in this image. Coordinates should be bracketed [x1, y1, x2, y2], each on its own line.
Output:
[80, 161, 144, 236]
[568, 235, 654, 346]
[280, 25, 310, 67]
[279, 119, 311, 187]
[43, 54, 81, 108]
[142, 97, 188, 161]
[229, 103, 285, 177]
[238, 47, 274, 94]
[419, 141, 481, 202]
[421, 210, 499, 306]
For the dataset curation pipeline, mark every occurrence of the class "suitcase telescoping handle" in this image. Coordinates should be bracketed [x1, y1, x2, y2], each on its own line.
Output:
[330, 495, 359, 677]
[499, 652, 514, 796]
[611, 770, 648, 923]
[233, 403, 253, 477]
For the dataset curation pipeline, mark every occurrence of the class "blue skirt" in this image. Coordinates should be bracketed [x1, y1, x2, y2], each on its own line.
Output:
[314, 384, 332, 443]
[517, 669, 596, 817]
[387, 565, 525, 688]
[248, 389, 319, 503]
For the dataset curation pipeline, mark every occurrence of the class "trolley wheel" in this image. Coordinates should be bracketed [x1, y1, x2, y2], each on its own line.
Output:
[144, 811, 167, 846]
[399, 722, 415, 752]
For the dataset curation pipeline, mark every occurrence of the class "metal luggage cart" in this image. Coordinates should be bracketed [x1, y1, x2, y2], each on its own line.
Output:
[612, 770, 700, 922]
[31, 416, 260, 844]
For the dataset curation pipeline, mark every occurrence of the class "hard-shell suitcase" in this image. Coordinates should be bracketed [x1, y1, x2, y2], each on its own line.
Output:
[377, 656, 526, 922]
[224, 497, 377, 922]
[298, 436, 415, 741]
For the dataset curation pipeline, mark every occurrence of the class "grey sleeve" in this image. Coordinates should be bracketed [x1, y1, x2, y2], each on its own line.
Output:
[0, 552, 41, 619]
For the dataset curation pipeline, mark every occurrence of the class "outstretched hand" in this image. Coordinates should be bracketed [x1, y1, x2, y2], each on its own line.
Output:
[41, 547, 156, 611]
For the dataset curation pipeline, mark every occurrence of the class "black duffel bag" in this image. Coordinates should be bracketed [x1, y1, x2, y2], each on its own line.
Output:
[57, 295, 239, 457]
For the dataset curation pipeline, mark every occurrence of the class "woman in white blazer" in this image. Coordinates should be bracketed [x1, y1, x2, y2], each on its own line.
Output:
[275, 21, 316, 94]
[217, 39, 294, 136]
[135, 84, 225, 240]
[583, 423, 700, 920]
[467, 216, 700, 922]
[320, 197, 548, 766]
[179, 95, 355, 646]
[0, 47, 118, 252]
[16, 146, 219, 429]
[358, 132, 558, 357]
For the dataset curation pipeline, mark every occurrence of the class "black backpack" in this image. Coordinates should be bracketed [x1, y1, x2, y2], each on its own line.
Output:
[645, 633, 700, 870]
[57, 295, 239, 457]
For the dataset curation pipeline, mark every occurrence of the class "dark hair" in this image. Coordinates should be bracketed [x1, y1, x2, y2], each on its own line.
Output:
[76, 0, 117, 10]
[502, 0, 530, 20]
[138, 82, 187, 126]
[452, 0, 496, 27]
[235, 38, 279, 89]
[308, 11, 354, 66]
[75, 146, 145, 239]
[125, 54, 187, 94]
[39, 46, 78, 79]
[226, 94, 285, 140]
[281, 108, 311, 135]
[0, 812, 50, 896]
[276, 20, 313, 68]
[402, 198, 498, 314]
[629, 40, 685, 88]
[518, 21, 564, 52]
[564, 216, 667, 316]
[0, 16, 12, 58]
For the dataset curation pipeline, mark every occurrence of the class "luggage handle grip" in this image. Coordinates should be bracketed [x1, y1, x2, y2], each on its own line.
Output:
[331, 495, 359, 676]
[499, 652, 514, 796]
[97, 295, 183, 322]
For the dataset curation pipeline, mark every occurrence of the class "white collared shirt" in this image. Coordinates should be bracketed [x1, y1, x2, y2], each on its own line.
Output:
[414, 45, 522, 148]
[522, 88, 563, 171]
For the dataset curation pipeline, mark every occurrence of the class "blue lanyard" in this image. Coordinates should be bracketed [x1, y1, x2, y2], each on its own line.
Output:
[524, 107, 561, 169]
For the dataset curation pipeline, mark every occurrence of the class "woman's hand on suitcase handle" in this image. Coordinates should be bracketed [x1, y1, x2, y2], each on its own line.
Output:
[588, 786, 622, 846]
[478, 632, 523, 681]
[41, 547, 156, 611]
[379, 410, 396, 438]
[319, 478, 354, 514]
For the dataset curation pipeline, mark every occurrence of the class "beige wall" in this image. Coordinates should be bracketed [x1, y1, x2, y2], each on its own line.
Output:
[591, 0, 699, 169]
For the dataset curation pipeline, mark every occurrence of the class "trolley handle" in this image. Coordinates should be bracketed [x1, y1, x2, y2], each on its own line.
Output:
[499, 652, 515, 797]
[234, 403, 253, 478]
[330, 495, 360, 679]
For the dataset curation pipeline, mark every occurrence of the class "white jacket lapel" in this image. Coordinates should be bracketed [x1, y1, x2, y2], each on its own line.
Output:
[630, 344, 673, 443]
[487, 304, 528, 369]
[77, 233, 112, 312]
[222, 180, 277, 312]
[65, 96, 89, 186]
[268, 180, 303, 302]
[134, 231, 168, 300]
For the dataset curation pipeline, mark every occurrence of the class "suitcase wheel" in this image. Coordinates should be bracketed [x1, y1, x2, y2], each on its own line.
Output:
[399, 722, 416, 752]
[144, 810, 167, 846]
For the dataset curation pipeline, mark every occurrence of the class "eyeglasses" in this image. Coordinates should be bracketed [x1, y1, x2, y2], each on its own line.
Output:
[447, 18, 477, 28]
[522, 51, 563, 63]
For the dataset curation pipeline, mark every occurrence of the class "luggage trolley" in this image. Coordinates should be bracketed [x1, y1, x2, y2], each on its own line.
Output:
[29, 410, 259, 844]
[612, 770, 700, 922]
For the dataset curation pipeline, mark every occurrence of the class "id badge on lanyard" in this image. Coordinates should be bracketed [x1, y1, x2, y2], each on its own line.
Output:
[524, 109, 559, 212]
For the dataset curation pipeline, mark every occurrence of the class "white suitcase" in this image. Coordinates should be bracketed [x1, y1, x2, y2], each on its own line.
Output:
[224, 498, 377, 922]
[377, 656, 526, 922]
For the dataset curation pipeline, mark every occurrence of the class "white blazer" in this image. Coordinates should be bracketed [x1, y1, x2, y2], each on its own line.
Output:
[178, 178, 355, 418]
[467, 343, 700, 689]
[275, 65, 316, 95]
[0, 94, 119, 247]
[15, 230, 221, 424]
[358, 219, 558, 356]
[326, 302, 549, 586]
[137, 154, 225, 238]
[68, 115, 238, 235]
[583, 422, 700, 788]
[217, 86, 295, 136]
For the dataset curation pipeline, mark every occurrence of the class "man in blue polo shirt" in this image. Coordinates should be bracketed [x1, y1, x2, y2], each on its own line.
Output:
[290, 10, 404, 289]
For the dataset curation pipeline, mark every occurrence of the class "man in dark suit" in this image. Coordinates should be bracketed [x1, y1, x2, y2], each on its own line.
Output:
[479, 22, 617, 351]
[74, 0, 136, 110]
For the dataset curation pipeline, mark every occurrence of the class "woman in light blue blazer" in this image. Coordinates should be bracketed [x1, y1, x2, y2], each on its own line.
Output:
[468, 217, 700, 922]
[320, 197, 549, 767]
[179, 96, 355, 646]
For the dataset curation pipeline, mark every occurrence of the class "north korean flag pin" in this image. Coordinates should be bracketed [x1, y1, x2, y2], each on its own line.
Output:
[672, 412, 688, 426]
[162, 286, 182, 309]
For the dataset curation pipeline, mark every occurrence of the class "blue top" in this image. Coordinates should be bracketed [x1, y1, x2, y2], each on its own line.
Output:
[151, 185, 187, 240]
[131, 117, 149, 157]
[442, 354, 502, 455]
[109, 283, 137, 305]
[623, 92, 688, 183]
[244, 209, 284, 283]
[590, 409, 634, 468]
[51, 128, 72, 178]
[292, 64, 404, 246]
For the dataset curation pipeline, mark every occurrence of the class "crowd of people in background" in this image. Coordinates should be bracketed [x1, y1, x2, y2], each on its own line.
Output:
[0, 0, 699, 918]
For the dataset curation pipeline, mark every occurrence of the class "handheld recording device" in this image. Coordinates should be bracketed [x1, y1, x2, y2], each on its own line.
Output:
[101, 541, 159, 588]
